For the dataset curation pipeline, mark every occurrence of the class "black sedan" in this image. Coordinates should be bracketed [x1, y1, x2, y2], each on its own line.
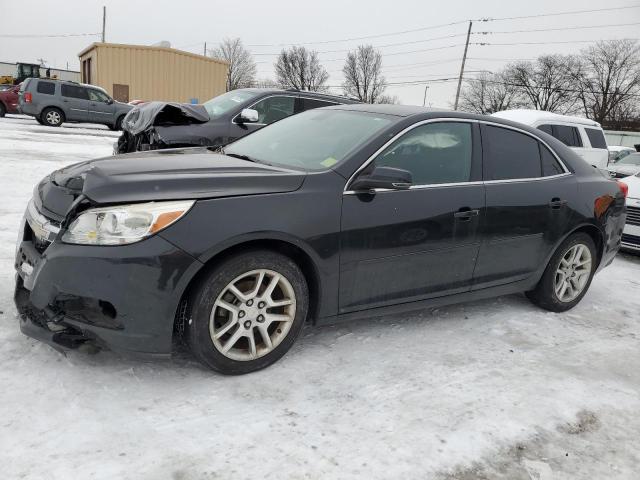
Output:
[15, 104, 627, 374]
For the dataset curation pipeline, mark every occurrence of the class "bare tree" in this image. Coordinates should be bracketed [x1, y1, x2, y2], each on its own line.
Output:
[570, 39, 640, 125]
[252, 78, 279, 89]
[210, 38, 256, 91]
[505, 55, 579, 113]
[275, 46, 329, 91]
[342, 45, 388, 103]
[458, 71, 522, 114]
[377, 94, 400, 104]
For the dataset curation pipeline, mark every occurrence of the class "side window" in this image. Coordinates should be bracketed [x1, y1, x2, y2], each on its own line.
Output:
[537, 124, 553, 135]
[88, 89, 110, 102]
[36, 81, 55, 95]
[61, 84, 89, 100]
[301, 98, 337, 111]
[373, 122, 473, 185]
[484, 125, 541, 180]
[251, 96, 295, 124]
[540, 144, 564, 176]
[552, 124, 583, 147]
[585, 128, 607, 149]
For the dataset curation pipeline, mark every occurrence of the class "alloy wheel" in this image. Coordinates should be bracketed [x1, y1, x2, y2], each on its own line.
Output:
[209, 269, 296, 361]
[554, 243, 592, 303]
[46, 111, 61, 125]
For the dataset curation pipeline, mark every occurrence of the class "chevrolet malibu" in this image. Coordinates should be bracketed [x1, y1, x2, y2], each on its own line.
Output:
[15, 105, 627, 374]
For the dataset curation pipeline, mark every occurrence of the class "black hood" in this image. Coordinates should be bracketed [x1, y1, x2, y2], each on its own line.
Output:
[37, 147, 306, 219]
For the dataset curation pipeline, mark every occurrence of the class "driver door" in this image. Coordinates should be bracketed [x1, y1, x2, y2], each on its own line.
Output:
[229, 95, 296, 142]
[339, 120, 484, 313]
[87, 89, 115, 124]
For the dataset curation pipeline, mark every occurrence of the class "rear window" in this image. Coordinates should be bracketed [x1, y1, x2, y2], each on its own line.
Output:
[61, 84, 89, 100]
[36, 81, 55, 95]
[585, 128, 607, 149]
[301, 97, 337, 111]
[484, 125, 541, 180]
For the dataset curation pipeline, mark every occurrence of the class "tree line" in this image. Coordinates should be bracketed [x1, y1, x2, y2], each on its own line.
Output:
[458, 39, 640, 130]
[210, 38, 640, 128]
[209, 39, 397, 104]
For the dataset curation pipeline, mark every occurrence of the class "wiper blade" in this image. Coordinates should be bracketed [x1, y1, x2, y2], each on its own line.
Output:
[225, 152, 257, 163]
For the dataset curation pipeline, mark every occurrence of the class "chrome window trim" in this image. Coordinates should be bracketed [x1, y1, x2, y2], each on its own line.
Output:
[343, 118, 479, 192]
[343, 118, 572, 194]
[231, 94, 298, 126]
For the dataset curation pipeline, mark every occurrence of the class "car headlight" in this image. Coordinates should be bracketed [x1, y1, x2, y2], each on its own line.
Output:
[61, 200, 194, 245]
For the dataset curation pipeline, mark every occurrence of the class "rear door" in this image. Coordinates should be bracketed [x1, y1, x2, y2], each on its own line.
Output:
[339, 120, 484, 312]
[60, 84, 90, 122]
[473, 123, 575, 288]
[87, 88, 116, 125]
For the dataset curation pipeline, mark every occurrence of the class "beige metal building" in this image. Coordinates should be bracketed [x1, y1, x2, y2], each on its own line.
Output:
[78, 43, 229, 103]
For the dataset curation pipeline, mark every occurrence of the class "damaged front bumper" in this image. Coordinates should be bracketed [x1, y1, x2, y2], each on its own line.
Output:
[14, 201, 202, 357]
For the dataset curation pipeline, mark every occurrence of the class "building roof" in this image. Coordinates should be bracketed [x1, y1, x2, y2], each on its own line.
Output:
[78, 42, 229, 66]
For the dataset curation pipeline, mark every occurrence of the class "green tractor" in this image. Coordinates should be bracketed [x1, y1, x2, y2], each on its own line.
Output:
[0, 62, 42, 86]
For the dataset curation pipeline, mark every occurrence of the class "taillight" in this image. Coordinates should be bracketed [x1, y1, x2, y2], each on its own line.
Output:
[617, 180, 628, 198]
[24, 92, 32, 103]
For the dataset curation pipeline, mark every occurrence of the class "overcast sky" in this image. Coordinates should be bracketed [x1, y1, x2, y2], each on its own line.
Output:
[1, 0, 638, 106]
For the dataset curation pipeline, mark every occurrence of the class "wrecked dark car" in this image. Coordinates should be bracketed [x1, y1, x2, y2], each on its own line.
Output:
[115, 88, 359, 154]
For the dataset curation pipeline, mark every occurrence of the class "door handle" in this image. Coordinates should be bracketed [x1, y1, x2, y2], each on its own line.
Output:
[454, 208, 479, 220]
[548, 198, 567, 209]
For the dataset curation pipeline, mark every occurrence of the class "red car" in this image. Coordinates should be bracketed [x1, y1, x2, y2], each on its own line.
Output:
[0, 83, 21, 117]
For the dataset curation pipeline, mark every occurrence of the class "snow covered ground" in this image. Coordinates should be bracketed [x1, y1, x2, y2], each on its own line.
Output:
[0, 114, 639, 479]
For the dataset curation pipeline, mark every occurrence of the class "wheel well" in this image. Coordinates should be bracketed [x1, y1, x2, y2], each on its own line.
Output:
[570, 224, 604, 266]
[172, 239, 321, 341]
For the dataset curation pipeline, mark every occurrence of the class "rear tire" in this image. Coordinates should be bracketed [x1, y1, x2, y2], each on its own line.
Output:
[41, 107, 64, 127]
[526, 232, 597, 312]
[186, 250, 308, 374]
[35, 117, 44, 125]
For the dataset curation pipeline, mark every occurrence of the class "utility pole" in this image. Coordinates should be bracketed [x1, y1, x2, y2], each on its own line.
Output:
[454, 20, 472, 111]
[204, 42, 207, 56]
[422, 85, 429, 107]
[101, 6, 106, 43]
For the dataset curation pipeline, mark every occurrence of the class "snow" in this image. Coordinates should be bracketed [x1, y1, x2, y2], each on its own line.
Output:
[1, 114, 639, 479]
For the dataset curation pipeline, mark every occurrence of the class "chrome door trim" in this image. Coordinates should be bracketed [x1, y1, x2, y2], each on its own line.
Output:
[343, 118, 479, 193]
[343, 117, 572, 195]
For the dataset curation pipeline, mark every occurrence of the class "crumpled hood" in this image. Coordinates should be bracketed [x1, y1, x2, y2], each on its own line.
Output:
[122, 101, 210, 135]
[38, 147, 306, 218]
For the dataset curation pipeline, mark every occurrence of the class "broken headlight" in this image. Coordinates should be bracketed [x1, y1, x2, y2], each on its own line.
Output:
[62, 200, 194, 245]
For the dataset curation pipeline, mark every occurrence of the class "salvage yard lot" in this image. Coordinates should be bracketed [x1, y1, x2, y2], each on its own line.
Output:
[0, 114, 639, 479]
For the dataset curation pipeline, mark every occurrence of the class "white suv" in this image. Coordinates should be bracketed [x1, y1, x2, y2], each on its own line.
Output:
[492, 110, 609, 169]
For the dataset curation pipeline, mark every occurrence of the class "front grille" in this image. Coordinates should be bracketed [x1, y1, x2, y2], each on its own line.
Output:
[621, 233, 640, 246]
[626, 206, 640, 226]
[24, 199, 60, 253]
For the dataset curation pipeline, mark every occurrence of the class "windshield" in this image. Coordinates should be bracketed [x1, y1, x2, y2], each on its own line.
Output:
[224, 109, 394, 171]
[202, 90, 260, 119]
[616, 153, 640, 166]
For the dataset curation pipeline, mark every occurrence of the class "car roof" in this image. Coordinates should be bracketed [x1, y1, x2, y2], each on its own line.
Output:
[33, 78, 108, 93]
[234, 87, 359, 103]
[491, 109, 601, 128]
[325, 103, 442, 117]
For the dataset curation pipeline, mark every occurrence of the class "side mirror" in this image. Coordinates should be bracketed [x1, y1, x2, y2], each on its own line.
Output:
[105, 98, 114, 105]
[238, 108, 259, 123]
[350, 166, 413, 192]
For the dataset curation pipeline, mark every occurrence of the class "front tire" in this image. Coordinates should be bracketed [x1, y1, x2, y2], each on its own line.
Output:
[41, 107, 64, 127]
[526, 233, 597, 312]
[0, 103, 6, 117]
[187, 250, 308, 374]
[110, 115, 124, 131]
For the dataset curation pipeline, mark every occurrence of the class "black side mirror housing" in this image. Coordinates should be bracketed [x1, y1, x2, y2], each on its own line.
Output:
[106, 98, 114, 105]
[350, 166, 413, 192]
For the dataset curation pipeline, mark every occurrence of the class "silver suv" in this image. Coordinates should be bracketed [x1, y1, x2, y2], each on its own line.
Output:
[19, 78, 133, 130]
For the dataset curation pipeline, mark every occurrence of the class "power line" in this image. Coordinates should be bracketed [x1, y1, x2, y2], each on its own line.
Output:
[478, 38, 640, 46]
[481, 4, 640, 22]
[486, 21, 640, 35]
[0, 32, 101, 38]
[245, 20, 470, 47]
